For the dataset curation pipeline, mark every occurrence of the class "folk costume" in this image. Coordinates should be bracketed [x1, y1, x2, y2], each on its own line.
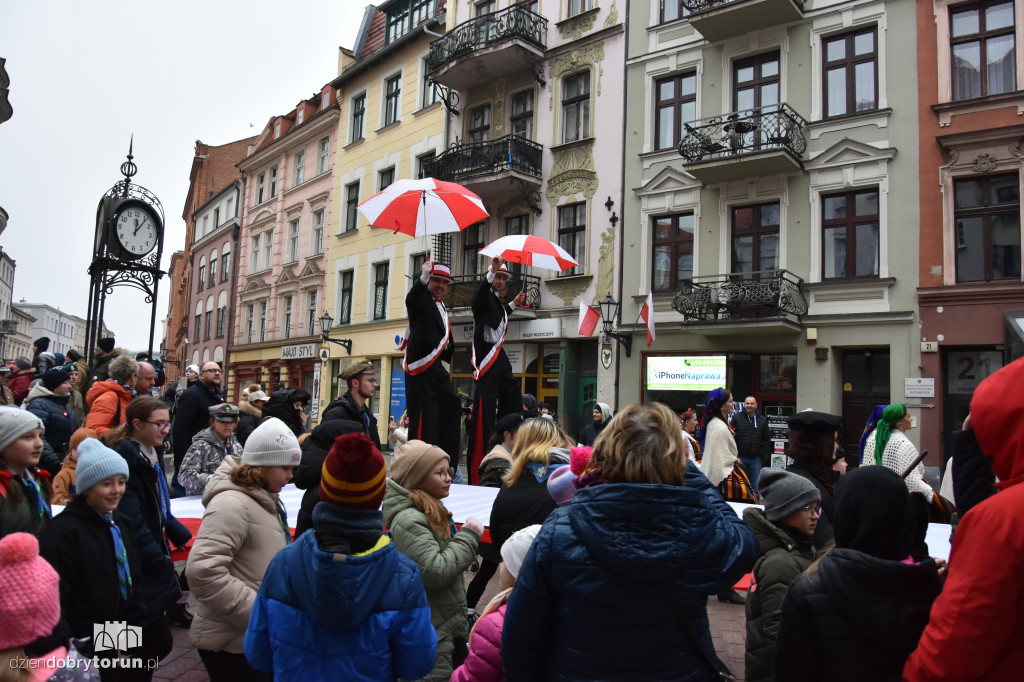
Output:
[468, 263, 522, 485]
[402, 263, 461, 462]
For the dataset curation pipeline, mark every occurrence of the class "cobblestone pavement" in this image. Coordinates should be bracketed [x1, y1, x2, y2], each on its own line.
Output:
[161, 560, 748, 680]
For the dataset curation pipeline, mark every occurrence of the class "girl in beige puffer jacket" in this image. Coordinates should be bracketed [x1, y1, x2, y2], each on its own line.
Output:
[185, 418, 300, 681]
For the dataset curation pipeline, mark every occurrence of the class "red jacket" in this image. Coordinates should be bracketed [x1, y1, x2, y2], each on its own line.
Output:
[85, 381, 132, 436]
[7, 369, 34, 405]
[904, 357, 1024, 681]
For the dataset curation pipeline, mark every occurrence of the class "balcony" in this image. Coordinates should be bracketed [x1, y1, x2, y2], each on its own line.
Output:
[0, 319, 16, 334]
[441, 272, 542, 311]
[426, 134, 544, 206]
[677, 103, 807, 184]
[682, 0, 806, 43]
[671, 269, 807, 335]
[428, 5, 547, 91]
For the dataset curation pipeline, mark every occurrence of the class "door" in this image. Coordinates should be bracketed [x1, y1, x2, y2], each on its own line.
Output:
[576, 376, 597, 442]
[841, 348, 890, 465]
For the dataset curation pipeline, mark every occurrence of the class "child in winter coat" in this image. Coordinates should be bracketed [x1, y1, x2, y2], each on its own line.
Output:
[0, 407, 53, 538]
[452, 524, 541, 682]
[382, 440, 483, 681]
[51, 428, 98, 505]
[742, 468, 821, 682]
[178, 404, 241, 496]
[0, 532, 99, 681]
[39, 438, 148, 679]
[186, 417, 299, 681]
[246, 433, 438, 681]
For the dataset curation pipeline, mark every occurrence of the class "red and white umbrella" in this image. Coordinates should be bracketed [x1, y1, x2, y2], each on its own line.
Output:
[357, 178, 489, 237]
[478, 235, 578, 272]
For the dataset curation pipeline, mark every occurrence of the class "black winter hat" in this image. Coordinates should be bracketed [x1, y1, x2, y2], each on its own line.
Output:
[65, 349, 83, 362]
[97, 338, 115, 353]
[33, 337, 50, 351]
[41, 369, 70, 392]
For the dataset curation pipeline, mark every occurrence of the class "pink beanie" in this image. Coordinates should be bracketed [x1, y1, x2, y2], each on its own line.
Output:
[0, 533, 60, 650]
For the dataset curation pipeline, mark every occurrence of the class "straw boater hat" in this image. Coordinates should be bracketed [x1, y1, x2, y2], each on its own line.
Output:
[428, 263, 455, 283]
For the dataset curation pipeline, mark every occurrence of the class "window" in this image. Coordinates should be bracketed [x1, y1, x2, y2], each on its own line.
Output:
[422, 59, 438, 108]
[257, 174, 266, 204]
[661, 0, 688, 22]
[569, 0, 594, 17]
[283, 296, 293, 339]
[734, 52, 780, 111]
[373, 264, 389, 320]
[204, 309, 212, 341]
[251, 234, 260, 271]
[345, 182, 360, 231]
[221, 248, 230, 282]
[468, 104, 491, 143]
[269, 167, 278, 198]
[511, 90, 534, 138]
[194, 313, 201, 343]
[259, 302, 267, 342]
[463, 223, 486, 275]
[412, 253, 428, 276]
[322, 92, 330, 110]
[339, 270, 354, 324]
[294, 151, 305, 185]
[385, 75, 402, 126]
[477, 0, 496, 14]
[274, 122, 281, 139]
[652, 214, 695, 292]
[822, 189, 880, 280]
[216, 298, 227, 338]
[951, 0, 1016, 100]
[213, 208, 220, 228]
[208, 256, 217, 288]
[351, 93, 366, 141]
[263, 229, 273, 269]
[417, 152, 436, 179]
[505, 215, 529, 277]
[246, 304, 254, 344]
[297, 107, 304, 125]
[308, 291, 318, 335]
[197, 260, 206, 292]
[823, 28, 878, 117]
[319, 137, 330, 174]
[955, 173, 1021, 281]
[312, 210, 324, 255]
[386, 0, 431, 42]
[226, 197, 234, 217]
[558, 203, 586, 276]
[562, 72, 590, 143]
[731, 202, 781, 278]
[287, 220, 299, 262]
[379, 167, 395, 191]
[655, 72, 697, 150]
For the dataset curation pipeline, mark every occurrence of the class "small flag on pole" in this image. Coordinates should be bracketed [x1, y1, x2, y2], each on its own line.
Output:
[640, 292, 655, 347]
[578, 301, 600, 337]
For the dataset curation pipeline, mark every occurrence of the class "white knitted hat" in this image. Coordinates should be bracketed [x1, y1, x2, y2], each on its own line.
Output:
[500, 524, 542, 580]
[242, 418, 301, 467]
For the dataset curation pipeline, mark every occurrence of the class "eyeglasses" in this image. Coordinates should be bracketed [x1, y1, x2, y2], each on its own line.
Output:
[145, 420, 172, 431]
[203, 368, 222, 374]
[434, 467, 454, 481]
[798, 503, 822, 516]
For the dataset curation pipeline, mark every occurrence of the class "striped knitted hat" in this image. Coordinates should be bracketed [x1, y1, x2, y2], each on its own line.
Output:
[320, 432, 386, 510]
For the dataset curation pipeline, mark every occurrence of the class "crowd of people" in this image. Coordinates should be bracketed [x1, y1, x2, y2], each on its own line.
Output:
[1, 319, 1022, 681]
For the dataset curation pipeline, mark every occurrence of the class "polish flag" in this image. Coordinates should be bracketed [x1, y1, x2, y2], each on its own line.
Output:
[640, 292, 656, 346]
[578, 301, 600, 337]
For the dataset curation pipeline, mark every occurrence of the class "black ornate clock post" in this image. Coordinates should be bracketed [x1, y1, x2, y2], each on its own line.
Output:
[85, 139, 166, 368]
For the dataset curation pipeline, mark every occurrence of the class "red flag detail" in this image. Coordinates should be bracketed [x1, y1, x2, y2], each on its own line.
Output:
[578, 301, 600, 337]
[640, 292, 656, 347]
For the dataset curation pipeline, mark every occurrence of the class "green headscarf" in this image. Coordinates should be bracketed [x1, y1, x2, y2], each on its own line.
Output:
[873, 403, 906, 466]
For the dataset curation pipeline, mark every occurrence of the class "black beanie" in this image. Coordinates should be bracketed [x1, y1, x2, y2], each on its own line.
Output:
[42, 369, 70, 392]
[34, 337, 50, 351]
[66, 349, 82, 362]
[97, 338, 115, 353]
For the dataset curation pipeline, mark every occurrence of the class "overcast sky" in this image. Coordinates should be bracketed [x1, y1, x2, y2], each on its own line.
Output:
[0, 0, 365, 354]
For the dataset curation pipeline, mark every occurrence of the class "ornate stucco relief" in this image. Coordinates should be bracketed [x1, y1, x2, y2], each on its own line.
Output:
[546, 139, 598, 203]
[548, 41, 606, 111]
[557, 10, 597, 41]
[544, 274, 593, 306]
[596, 226, 615, 301]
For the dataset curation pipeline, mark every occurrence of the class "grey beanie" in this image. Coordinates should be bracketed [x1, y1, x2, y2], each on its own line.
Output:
[759, 468, 821, 522]
[242, 418, 302, 467]
[0, 406, 44, 454]
[76, 438, 130, 493]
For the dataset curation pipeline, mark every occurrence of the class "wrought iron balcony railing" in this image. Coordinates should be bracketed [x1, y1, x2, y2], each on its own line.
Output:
[677, 103, 808, 164]
[428, 4, 547, 73]
[681, 0, 806, 12]
[0, 320, 16, 334]
[671, 270, 808, 322]
[426, 134, 543, 184]
[441, 272, 542, 311]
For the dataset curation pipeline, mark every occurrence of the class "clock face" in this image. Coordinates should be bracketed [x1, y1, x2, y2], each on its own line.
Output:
[113, 202, 160, 258]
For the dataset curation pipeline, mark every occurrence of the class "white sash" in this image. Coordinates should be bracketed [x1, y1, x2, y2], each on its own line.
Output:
[472, 302, 507, 380]
[403, 298, 450, 375]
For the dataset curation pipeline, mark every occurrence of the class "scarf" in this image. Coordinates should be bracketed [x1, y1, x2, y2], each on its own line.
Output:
[104, 512, 132, 599]
[859, 404, 888, 465]
[311, 503, 383, 554]
[0, 468, 53, 520]
[873, 403, 906, 467]
[698, 388, 733, 451]
[276, 498, 292, 545]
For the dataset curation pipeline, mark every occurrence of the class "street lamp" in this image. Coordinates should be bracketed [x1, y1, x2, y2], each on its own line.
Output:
[598, 293, 632, 358]
[318, 311, 353, 355]
[158, 341, 180, 368]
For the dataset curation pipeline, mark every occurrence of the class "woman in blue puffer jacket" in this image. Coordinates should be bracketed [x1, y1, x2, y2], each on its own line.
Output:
[502, 402, 756, 681]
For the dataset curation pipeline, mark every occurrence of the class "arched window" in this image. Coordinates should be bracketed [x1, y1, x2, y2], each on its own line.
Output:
[193, 300, 204, 343]
[208, 249, 218, 287]
[192, 350, 201, 366]
[204, 296, 214, 340]
[216, 291, 229, 337]
[197, 256, 207, 292]
[213, 346, 224, 363]
[202, 348, 211, 364]
[221, 242, 232, 283]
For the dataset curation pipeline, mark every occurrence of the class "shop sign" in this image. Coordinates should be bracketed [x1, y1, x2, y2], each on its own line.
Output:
[765, 404, 795, 469]
[646, 355, 727, 391]
[505, 344, 525, 374]
[310, 364, 321, 420]
[389, 370, 406, 426]
[281, 343, 317, 360]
